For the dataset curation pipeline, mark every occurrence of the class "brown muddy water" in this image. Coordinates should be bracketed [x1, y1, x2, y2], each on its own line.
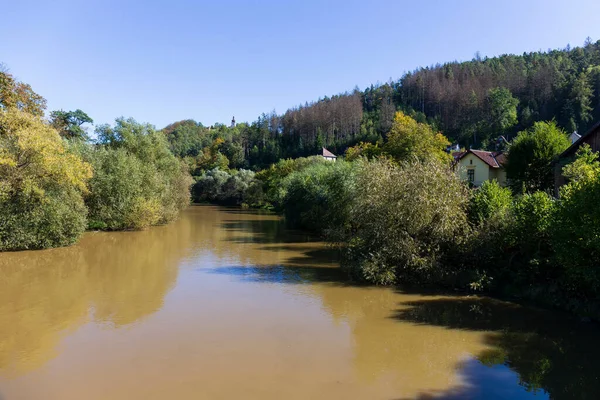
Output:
[0, 205, 598, 400]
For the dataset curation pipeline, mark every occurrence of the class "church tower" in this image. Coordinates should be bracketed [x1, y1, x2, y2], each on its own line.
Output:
[231, 116, 236, 128]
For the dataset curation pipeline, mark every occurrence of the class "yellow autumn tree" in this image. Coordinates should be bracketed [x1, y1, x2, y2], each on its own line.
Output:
[383, 111, 452, 163]
[0, 109, 92, 250]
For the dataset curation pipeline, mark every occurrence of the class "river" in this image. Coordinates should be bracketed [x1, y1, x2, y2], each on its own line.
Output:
[0, 205, 597, 399]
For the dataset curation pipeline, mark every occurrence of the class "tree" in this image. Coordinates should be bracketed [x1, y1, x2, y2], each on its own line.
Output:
[343, 158, 470, 285]
[0, 109, 91, 250]
[482, 87, 518, 146]
[383, 111, 451, 163]
[86, 118, 192, 230]
[0, 68, 46, 117]
[50, 109, 93, 139]
[505, 121, 570, 192]
[553, 148, 600, 297]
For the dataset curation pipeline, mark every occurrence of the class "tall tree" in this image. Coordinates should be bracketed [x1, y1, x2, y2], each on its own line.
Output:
[505, 121, 570, 192]
[50, 109, 93, 139]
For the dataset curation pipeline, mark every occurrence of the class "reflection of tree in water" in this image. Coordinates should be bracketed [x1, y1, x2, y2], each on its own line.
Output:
[0, 212, 195, 373]
[0, 247, 90, 374]
[392, 296, 600, 400]
[84, 225, 184, 327]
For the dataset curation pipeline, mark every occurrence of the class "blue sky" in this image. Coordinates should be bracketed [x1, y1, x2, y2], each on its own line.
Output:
[2, 0, 600, 129]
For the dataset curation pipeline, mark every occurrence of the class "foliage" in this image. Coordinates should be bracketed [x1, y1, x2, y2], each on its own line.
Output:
[343, 158, 470, 285]
[553, 149, 600, 298]
[468, 180, 513, 225]
[383, 111, 452, 163]
[561, 144, 600, 185]
[254, 156, 328, 209]
[0, 68, 47, 117]
[279, 161, 356, 233]
[49, 109, 93, 139]
[0, 109, 91, 250]
[344, 141, 382, 161]
[192, 168, 264, 207]
[483, 87, 519, 142]
[505, 121, 570, 192]
[84, 118, 192, 230]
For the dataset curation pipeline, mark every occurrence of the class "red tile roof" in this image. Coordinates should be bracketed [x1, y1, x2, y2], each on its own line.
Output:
[455, 149, 505, 168]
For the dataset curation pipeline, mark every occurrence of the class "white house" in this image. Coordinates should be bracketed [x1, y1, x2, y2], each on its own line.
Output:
[321, 147, 337, 161]
[453, 149, 507, 186]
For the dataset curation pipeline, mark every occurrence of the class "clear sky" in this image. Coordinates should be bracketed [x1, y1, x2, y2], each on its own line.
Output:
[2, 0, 600, 129]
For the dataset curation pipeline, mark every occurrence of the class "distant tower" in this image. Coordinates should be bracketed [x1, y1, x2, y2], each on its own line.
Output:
[231, 116, 236, 128]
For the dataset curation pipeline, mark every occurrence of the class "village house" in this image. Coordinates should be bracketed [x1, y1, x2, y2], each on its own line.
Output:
[554, 120, 600, 193]
[321, 147, 337, 161]
[453, 149, 507, 187]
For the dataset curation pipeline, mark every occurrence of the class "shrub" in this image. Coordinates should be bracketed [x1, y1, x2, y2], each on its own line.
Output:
[280, 160, 356, 234]
[84, 118, 192, 230]
[468, 180, 512, 225]
[0, 109, 91, 250]
[553, 157, 600, 298]
[343, 158, 470, 285]
[255, 156, 327, 208]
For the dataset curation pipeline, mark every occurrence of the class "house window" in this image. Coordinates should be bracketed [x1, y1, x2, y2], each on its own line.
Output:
[467, 169, 475, 183]
[470, 159, 473, 165]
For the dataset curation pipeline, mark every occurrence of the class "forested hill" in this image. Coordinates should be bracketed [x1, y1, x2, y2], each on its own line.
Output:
[164, 39, 600, 168]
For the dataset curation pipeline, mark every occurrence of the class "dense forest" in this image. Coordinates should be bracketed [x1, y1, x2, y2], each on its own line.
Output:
[163, 39, 600, 171]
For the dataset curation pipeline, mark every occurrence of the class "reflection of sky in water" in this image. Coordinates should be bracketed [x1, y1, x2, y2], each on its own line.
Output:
[0, 206, 596, 400]
[451, 358, 549, 400]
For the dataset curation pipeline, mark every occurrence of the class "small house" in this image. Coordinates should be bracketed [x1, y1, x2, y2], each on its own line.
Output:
[321, 147, 337, 161]
[453, 149, 507, 187]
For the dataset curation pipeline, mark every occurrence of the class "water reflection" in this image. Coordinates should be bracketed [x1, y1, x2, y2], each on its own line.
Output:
[392, 296, 600, 399]
[0, 205, 598, 400]
[0, 215, 195, 373]
[202, 211, 600, 399]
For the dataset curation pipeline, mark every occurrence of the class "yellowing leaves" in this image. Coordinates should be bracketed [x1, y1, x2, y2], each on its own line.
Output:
[0, 109, 92, 197]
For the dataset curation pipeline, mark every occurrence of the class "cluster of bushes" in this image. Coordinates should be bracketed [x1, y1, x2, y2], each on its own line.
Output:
[0, 110, 92, 251]
[78, 118, 193, 230]
[0, 110, 192, 251]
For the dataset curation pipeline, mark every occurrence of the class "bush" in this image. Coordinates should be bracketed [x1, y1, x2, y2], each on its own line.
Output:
[84, 118, 192, 230]
[553, 166, 600, 298]
[343, 158, 470, 285]
[0, 186, 88, 250]
[192, 168, 263, 206]
[0, 109, 91, 250]
[280, 160, 356, 234]
[255, 156, 327, 208]
[468, 180, 512, 225]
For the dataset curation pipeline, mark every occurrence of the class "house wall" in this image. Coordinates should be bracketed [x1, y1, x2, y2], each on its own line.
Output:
[489, 167, 507, 186]
[457, 154, 490, 186]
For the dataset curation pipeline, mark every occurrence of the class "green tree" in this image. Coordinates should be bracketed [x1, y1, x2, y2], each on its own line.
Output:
[343, 158, 469, 285]
[49, 109, 93, 139]
[483, 87, 518, 145]
[0, 109, 91, 250]
[505, 121, 570, 192]
[86, 118, 192, 230]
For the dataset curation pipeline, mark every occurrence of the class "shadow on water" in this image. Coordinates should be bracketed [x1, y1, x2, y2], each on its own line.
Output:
[202, 206, 600, 399]
[391, 296, 600, 400]
[219, 218, 318, 244]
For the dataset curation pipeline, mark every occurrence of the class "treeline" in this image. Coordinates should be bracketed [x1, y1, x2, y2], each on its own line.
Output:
[192, 111, 600, 316]
[0, 68, 192, 251]
[163, 39, 600, 171]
